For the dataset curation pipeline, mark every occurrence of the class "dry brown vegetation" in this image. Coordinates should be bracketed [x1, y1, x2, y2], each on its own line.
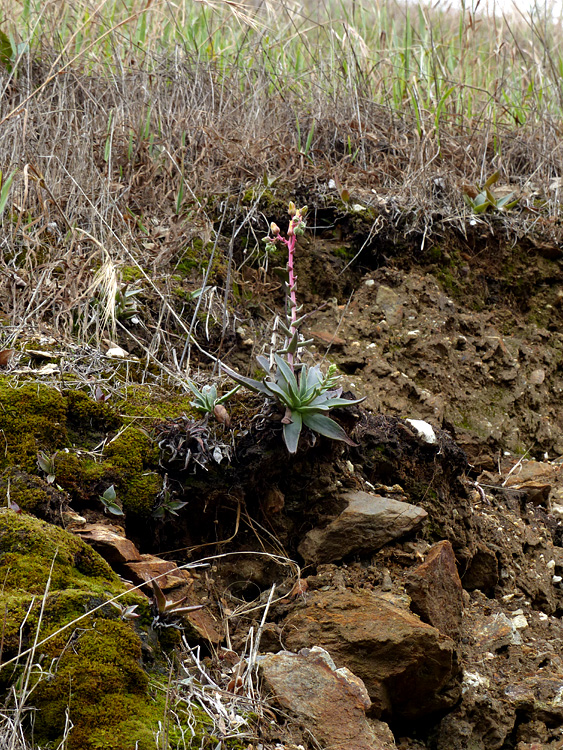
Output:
[0, 0, 563, 366]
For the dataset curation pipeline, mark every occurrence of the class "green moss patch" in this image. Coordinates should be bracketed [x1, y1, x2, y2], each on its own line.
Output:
[0, 510, 161, 750]
[0, 380, 68, 471]
[104, 428, 161, 516]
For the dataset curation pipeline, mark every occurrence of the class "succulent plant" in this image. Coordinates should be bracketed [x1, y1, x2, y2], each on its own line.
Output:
[222, 354, 364, 453]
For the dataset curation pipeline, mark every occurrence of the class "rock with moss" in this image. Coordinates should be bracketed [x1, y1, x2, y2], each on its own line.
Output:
[103, 427, 161, 516]
[0, 380, 68, 471]
[0, 468, 68, 523]
[0, 509, 163, 750]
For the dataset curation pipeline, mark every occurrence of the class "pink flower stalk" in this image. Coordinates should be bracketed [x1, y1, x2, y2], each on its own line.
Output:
[264, 201, 307, 370]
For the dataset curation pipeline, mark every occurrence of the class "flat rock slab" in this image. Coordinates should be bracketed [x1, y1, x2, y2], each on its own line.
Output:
[405, 540, 464, 640]
[282, 588, 460, 720]
[73, 523, 141, 564]
[123, 554, 195, 591]
[259, 647, 396, 750]
[298, 490, 428, 564]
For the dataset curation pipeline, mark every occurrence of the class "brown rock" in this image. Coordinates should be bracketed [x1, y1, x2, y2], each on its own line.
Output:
[259, 647, 396, 750]
[298, 491, 427, 564]
[123, 555, 222, 644]
[282, 589, 460, 720]
[309, 330, 346, 347]
[405, 540, 464, 640]
[123, 554, 195, 591]
[74, 523, 141, 564]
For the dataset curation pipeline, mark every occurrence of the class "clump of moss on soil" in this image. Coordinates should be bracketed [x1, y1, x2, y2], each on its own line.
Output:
[103, 427, 161, 516]
[0, 380, 68, 471]
[0, 468, 67, 521]
[0, 509, 163, 750]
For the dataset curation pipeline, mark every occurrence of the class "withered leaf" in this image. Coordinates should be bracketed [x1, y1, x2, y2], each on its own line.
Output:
[0, 349, 14, 367]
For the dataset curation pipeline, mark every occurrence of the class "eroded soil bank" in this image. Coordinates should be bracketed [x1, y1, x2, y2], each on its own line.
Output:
[2, 213, 563, 750]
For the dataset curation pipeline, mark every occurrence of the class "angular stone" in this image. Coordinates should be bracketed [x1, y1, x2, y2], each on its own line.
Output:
[298, 491, 427, 564]
[259, 647, 396, 750]
[73, 523, 141, 564]
[405, 540, 464, 640]
[282, 589, 460, 720]
[123, 554, 195, 591]
[471, 612, 522, 651]
[376, 285, 404, 326]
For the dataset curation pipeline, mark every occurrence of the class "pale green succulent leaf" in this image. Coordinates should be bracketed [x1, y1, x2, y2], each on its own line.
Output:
[302, 413, 357, 445]
[283, 411, 303, 453]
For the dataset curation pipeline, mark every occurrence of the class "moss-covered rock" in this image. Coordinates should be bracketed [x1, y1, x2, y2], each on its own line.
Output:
[0, 509, 161, 750]
[0, 468, 68, 522]
[0, 380, 68, 471]
[103, 428, 161, 516]
[66, 389, 122, 436]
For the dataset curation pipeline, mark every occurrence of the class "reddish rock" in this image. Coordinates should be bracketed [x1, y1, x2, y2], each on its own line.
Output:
[259, 646, 396, 750]
[123, 554, 195, 591]
[405, 540, 464, 640]
[123, 555, 223, 644]
[309, 330, 347, 347]
[282, 589, 460, 720]
[298, 490, 427, 564]
[73, 523, 141, 564]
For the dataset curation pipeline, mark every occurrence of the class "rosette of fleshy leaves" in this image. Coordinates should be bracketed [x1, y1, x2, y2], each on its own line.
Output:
[221, 354, 364, 453]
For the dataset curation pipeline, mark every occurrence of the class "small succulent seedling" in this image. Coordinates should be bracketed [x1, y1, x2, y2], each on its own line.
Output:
[37, 450, 57, 484]
[464, 172, 518, 214]
[150, 580, 204, 628]
[152, 485, 188, 519]
[186, 380, 240, 426]
[110, 601, 140, 621]
[99, 485, 124, 516]
[114, 284, 142, 322]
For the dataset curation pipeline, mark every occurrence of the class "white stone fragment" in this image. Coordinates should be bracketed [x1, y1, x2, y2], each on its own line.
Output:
[364, 278, 375, 287]
[462, 671, 490, 693]
[106, 346, 129, 358]
[512, 615, 528, 630]
[405, 419, 437, 444]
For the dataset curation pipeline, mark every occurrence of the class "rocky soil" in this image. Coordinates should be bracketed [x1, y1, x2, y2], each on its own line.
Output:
[2, 219, 563, 749]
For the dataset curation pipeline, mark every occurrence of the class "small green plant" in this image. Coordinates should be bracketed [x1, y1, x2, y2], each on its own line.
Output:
[0, 167, 17, 219]
[99, 484, 124, 516]
[463, 172, 519, 214]
[152, 480, 188, 519]
[186, 381, 240, 422]
[222, 201, 364, 454]
[114, 284, 142, 321]
[37, 450, 57, 484]
[224, 354, 363, 453]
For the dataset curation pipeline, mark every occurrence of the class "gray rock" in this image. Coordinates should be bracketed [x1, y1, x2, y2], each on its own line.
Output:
[376, 285, 404, 326]
[298, 490, 428, 564]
